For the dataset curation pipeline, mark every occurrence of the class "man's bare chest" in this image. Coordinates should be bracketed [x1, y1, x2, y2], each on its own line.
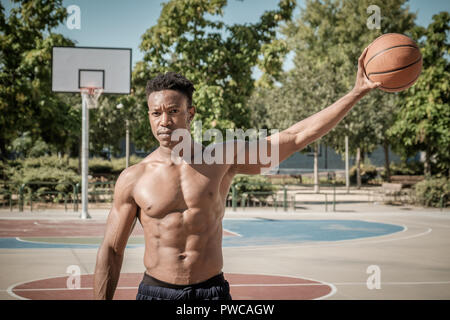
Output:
[132, 163, 230, 218]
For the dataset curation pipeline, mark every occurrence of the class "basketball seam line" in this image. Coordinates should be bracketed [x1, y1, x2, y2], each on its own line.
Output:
[380, 72, 421, 90]
[364, 44, 419, 70]
[367, 56, 422, 76]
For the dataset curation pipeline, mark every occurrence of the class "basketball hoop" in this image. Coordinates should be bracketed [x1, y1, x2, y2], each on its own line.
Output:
[80, 87, 103, 109]
[52, 46, 131, 220]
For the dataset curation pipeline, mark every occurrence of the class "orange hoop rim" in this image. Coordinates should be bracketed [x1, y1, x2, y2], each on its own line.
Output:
[80, 87, 103, 95]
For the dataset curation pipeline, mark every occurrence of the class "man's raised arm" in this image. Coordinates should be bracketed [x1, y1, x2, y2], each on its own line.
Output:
[93, 167, 139, 300]
[233, 47, 381, 175]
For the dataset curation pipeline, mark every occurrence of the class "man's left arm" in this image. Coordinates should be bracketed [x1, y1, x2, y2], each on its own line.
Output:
[233, 47, 381, 175]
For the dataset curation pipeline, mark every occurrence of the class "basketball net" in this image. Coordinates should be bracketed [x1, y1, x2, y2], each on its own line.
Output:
[80, 87, 103, 109]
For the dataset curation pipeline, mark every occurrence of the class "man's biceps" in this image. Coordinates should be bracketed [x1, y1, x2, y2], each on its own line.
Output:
[106, 204, 136, 232]
[112, 193, 137, 212]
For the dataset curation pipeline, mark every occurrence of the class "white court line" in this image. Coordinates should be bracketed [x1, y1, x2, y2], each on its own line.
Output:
[10, 283, 330, 291]
[225, 272, 337, 300]
[332, 281, 450, 286]
[6, 273, 82, 300]
[15, 237, 98, 246]
[6, 272, 337, 300]
[8, 280, 450, 292]
[223, 228, 243, 237]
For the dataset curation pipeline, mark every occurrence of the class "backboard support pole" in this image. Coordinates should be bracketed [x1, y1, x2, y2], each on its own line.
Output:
[80, 91, 91, 220]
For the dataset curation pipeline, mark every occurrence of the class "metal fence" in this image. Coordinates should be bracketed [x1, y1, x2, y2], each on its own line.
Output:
[2, 180, 426, 212]
[226, 183, 380, 212]
[0, 180, 116, 212]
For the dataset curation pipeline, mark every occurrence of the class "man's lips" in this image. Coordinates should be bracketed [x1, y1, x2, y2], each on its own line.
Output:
[157, 130, 173, 139]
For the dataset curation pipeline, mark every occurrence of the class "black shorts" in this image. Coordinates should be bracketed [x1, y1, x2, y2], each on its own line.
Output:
[136, 272, 232, 301]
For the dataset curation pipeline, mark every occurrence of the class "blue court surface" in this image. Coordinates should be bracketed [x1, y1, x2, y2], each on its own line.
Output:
[221, 219, 404, 246]
[0, 219, 404, 249]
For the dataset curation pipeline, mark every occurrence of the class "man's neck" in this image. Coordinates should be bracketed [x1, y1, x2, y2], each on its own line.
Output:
[157, 145, 174, 161]
[157, 140, 204, 164]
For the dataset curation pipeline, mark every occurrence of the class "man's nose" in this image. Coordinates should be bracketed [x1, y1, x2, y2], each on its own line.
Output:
[160, 112, 172, 126]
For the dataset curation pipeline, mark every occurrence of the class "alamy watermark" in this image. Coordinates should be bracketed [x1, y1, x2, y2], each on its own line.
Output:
[367, 5, 381, 30]
[366, 265, 381, 290]
[66, 265, 81, 289]
[167, 121, 280, 174]
[66, 5, 81, 30]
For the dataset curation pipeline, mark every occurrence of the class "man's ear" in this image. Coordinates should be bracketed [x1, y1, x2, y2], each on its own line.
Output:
[188, 105, 196, 122]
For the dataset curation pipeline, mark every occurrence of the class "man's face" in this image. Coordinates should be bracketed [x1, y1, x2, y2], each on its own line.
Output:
[147, 89, 195, 148]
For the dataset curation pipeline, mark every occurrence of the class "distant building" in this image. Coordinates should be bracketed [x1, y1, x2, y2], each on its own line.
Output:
[275, 144, 403, 174]
[116, 139, 408, 174]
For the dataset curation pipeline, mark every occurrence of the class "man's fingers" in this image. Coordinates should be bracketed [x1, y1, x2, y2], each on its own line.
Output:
[368, 80, 382, 89]
[358, 47, 368, 64]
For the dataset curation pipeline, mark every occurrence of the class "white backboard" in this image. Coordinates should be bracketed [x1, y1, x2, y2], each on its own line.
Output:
[52, 46, 131, 94]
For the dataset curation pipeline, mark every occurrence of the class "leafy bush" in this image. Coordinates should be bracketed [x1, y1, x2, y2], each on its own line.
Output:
[89, 158, 114, 174]
[110, 156, 143, 174]
[388, 161, 424, 176]
[413, 177, 449, 208]
[232, 175, 278, 203]
[350, 164, 378, 184]
[89, 156, 143, 175]
[9, 166, 80, 193]
[21, 155, 69, 170]
[0, 156, 146, 204]
[10, 133, 51, 157]
[3, 156, 80, 195]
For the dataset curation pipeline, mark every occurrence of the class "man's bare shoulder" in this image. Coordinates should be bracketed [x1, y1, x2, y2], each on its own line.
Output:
[115, 154, 158, 188]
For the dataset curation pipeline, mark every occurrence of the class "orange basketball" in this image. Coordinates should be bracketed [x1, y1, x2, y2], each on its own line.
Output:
[363, 33, 422, 92]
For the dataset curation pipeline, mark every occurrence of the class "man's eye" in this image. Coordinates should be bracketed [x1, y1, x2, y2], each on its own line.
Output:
[169, 109, 178, 114]
[152, 112, 160, 116]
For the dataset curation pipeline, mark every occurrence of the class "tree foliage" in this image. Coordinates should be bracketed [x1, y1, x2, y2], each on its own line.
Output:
[132, 0, 296, 147]
[0, 0, 74, 159]
[388, 12, 450, 175]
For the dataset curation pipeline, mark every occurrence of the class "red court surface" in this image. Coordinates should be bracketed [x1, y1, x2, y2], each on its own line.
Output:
[10, 273, 333, 300]
[0, 219, 235, 237]
[2, 219, 332, 300]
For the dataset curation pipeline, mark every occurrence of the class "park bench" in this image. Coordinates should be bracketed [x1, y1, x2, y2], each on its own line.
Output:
[389, 175, 424, 187]
[380, 175, 424, 204]
[267, 174, 302, 184]
[381, 182, 405, 203]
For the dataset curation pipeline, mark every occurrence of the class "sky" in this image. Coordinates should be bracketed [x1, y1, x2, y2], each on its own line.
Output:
[2, 0, 449, 70]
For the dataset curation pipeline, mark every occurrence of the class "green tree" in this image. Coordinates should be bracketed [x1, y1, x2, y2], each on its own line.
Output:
[89, 93, 142, 157]
[388, 12, 450, 177]
[0, 0, 74, 159]
[132, 0, 296, 150]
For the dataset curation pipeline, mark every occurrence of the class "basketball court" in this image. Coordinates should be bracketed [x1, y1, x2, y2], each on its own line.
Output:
[2, 44, 447, 301]
[1, 203, 449, 300]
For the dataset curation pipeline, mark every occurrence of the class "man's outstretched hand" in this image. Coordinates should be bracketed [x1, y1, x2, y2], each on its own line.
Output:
[352, 47, 381, 97]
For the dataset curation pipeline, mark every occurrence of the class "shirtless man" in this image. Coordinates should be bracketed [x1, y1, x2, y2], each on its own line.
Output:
[93, 48, 380, 300]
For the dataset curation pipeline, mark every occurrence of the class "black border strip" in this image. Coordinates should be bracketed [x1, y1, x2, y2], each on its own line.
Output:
[51, 46, 132, 95]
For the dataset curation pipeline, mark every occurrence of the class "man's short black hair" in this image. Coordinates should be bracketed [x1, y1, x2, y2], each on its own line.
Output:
[146, 72, 195, 107]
